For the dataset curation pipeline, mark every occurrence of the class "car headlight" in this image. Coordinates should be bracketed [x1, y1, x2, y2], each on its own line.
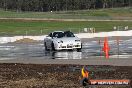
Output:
[75, 40, 80, 42]
[58, 40, 63, 43]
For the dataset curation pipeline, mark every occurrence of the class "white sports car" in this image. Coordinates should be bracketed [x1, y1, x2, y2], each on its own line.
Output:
[44, 31, 82, 51]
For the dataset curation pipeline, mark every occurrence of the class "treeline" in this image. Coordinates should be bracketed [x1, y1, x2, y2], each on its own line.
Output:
[0, 0, 131, 12]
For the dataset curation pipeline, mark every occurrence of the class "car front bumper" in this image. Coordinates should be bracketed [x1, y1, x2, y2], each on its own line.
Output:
[55, 43, 82, 50]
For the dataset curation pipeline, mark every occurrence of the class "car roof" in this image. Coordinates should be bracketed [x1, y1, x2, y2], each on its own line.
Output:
[53, 31, 64, 33]
[52, 31, 73, 33]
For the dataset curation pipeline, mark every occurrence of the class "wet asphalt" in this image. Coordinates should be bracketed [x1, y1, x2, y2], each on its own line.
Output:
[0, 37, 132, 60]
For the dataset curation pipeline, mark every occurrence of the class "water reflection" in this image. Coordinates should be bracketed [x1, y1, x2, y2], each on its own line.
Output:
[44, 51, 82, 59]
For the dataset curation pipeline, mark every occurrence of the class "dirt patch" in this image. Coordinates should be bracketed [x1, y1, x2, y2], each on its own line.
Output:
[0, 63, 131, 88]
[15, 38, 37, 43]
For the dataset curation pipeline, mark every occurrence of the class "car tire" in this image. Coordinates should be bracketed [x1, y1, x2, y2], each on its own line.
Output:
[77, 48, 81, 52]
[51, 42, 56, 51]
[77, 43, 82, 52]
[44, 42, 48, 51]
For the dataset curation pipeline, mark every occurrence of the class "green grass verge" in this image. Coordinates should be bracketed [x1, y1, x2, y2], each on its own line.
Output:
[0, 7, 132, 20]
[0, 19, 132, 36]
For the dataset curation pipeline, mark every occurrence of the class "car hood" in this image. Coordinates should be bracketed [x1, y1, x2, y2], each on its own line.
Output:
[53, 37, 80, 42]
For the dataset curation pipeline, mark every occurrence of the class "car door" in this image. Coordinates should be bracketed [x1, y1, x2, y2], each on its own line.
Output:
[45, 33, 53, 49]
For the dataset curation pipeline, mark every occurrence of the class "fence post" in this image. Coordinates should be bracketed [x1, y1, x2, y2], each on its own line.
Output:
[26, 30, 28, 36]
[41, 29, 43, 35]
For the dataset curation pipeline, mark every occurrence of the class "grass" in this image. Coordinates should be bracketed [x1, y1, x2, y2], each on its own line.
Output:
[0, 19, 132, 36]
[0, 7, 132, 20]
[0, 7, 132, 36]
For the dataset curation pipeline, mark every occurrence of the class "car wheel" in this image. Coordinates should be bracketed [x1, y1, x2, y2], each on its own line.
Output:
[77, 48, 81, 52]
[77, 43, 82, 52]
[51, 42, 56, 51]
[44, 42, 48, 51]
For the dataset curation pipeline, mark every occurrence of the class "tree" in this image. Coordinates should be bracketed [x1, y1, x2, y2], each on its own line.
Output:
[0, 0, 131, 12]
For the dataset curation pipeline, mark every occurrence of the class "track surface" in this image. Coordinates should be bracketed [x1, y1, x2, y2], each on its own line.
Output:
[0, 37, 132, 66]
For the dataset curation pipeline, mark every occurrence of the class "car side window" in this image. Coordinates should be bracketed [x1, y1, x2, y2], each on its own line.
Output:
[48, 33, 52, 37]
[53, 32, 59, 38]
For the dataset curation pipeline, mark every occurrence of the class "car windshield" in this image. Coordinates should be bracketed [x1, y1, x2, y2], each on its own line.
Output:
[64, 31, 75, 37]
[52, 31, 75, 38]
[53, 32, 64, 38]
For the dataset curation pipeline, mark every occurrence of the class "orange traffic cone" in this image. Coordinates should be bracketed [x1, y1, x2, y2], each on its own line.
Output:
[102, 37, 110, 59]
